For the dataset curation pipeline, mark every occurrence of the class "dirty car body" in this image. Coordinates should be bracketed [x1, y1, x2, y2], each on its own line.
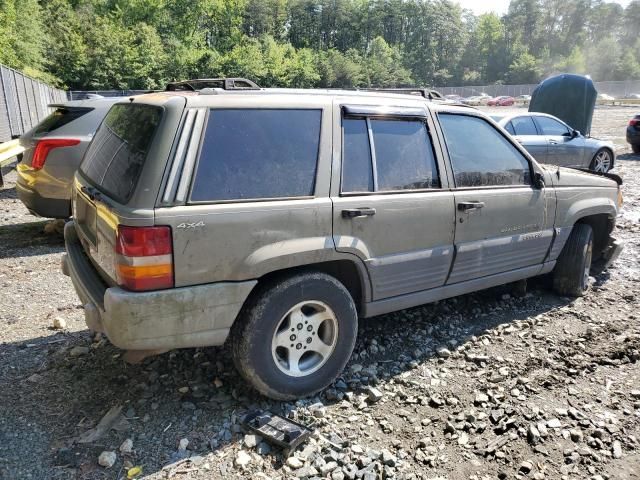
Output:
[16, 98, 121, 218]
[62, 88, 624, 399]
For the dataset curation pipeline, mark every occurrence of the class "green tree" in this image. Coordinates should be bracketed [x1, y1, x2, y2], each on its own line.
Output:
[507, 51, 542, 83]
[555, 46, 586, 75]
[316, 49, 364, 88]
[218, 37, 266, 79]
[41, 0, 87, 88]
[0, 0, 49, 77]
[364, 36, 412, 87]
[82, 15, 166, 89]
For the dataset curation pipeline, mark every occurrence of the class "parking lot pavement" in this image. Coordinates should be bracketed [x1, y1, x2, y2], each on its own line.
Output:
[1, 108, 639, 479]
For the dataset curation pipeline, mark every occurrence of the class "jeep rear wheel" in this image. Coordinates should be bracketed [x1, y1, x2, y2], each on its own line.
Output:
[553, 223, 593, 297]
[230, 272, 358, 400]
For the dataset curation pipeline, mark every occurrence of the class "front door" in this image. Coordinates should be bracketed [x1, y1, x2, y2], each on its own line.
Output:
[534, 115, 586, 167]
[507, 115, 549, 163]
[331, 102, 456, 301]
[437, 112, 554, 284]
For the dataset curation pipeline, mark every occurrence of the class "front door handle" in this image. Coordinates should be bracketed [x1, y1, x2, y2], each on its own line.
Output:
[549, 139, 559, 145]
[342, 207, 376, 219]
[458, 201, 485, 211]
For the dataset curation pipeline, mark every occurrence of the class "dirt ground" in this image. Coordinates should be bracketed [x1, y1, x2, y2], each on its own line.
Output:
[0, 106, 639, 480]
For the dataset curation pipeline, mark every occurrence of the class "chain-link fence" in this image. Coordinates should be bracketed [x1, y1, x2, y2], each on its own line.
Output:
[0, 64, 67, 143]
[437, 80, 640, 98]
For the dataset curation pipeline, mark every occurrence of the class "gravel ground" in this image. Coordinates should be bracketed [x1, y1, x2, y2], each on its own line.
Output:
[0, 106, 639, 480]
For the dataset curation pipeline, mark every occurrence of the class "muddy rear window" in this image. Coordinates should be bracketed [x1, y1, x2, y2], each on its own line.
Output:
[80, 104, 162, 203]
[34, 107, 93, 135]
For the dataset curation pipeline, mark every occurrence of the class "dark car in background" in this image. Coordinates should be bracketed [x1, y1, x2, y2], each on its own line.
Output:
[16, 97, 121, 218]
[628, 114, 640, 154]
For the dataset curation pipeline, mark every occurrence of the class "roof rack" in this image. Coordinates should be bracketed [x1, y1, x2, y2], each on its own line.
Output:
[359, 88, 445, 101]
[165, 78, 260, 92]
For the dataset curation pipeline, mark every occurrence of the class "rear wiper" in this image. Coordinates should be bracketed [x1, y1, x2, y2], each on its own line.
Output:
[80, 185, 98, 200]
[80, 185, 115, 207]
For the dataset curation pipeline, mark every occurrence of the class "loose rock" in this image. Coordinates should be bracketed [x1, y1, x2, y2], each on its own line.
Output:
[98, 451, 116, 468]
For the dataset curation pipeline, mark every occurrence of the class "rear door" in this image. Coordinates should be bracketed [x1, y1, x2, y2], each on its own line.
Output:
[507, 115, 549, 163]
[331, 102, 456, 301]
[534, 115, 586, 167]
[436, 112, 554, 284]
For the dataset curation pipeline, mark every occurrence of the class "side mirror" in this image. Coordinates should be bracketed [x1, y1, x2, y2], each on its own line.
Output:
[534, 172, 545, 189]
[572, 129, 580, 138]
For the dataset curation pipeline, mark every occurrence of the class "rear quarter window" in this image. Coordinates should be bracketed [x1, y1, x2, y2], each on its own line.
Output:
[80, 104, 162, 203]
[190, 109, 321, 202]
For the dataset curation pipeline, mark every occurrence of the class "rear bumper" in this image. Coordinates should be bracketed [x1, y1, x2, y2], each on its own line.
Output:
[627, 127, 640, 145]
[16, 179, 71, 218]
[62, 221, 256, 351]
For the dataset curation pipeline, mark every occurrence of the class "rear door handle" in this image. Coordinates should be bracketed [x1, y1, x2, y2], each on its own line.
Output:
[342, 207, 376, 218]
[458, 201, 485, 211]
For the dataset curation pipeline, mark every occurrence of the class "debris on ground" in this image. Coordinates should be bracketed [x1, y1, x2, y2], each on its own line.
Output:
[76, 405, 128, 443]
[97, 451, 116, 468]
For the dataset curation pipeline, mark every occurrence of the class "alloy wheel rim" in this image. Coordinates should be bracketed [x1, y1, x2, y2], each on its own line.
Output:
[271, 301, 338, 377]
[594, 151, 611, 172]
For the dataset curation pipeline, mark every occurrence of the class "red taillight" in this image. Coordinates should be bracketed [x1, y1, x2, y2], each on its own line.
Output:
[31, 138, 80, 170]
[630, 118, 639, 127]
[116, 226, 172, 257]
[115, 226, 174, 291]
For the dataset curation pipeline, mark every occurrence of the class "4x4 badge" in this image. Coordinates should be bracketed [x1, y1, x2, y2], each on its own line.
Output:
[176, 221, 205, 229]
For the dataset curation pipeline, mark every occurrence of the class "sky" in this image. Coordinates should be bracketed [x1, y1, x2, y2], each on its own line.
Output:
[455, 0, 631, 16]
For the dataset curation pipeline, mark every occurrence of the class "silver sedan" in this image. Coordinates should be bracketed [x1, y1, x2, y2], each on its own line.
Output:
[493, 113, 615, 172]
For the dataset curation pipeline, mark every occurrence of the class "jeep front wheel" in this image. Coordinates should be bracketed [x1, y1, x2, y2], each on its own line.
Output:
[230, 272, 358, 400]
[553, 223, 593, 297]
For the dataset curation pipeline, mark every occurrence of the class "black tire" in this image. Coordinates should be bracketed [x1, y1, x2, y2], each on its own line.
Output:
[632, 144, 640, 155]
[553, 223, 594, 297]
[230, 272, 358, 400]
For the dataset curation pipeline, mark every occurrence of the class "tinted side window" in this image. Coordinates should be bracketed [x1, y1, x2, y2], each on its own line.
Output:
[191, 109, 321, 202]
[536, 116, 570, 136]
[438, 114, 531, 187]
[370, 119, 439, 190]
[505, 122, 515, 135]
[342, 119, 373, 192]
[512, 116, 538, 135]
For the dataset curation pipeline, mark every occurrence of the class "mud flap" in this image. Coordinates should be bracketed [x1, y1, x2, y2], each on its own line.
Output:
[591, 237, 624, 275]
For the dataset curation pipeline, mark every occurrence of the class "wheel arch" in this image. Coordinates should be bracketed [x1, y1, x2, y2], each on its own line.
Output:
[245, 257, 372, 315]
[574, 213, 615, 259]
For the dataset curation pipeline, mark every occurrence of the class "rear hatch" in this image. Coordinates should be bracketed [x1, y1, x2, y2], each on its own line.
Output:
[19, 104, 94, 165]
[73, 96, 185, 289]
